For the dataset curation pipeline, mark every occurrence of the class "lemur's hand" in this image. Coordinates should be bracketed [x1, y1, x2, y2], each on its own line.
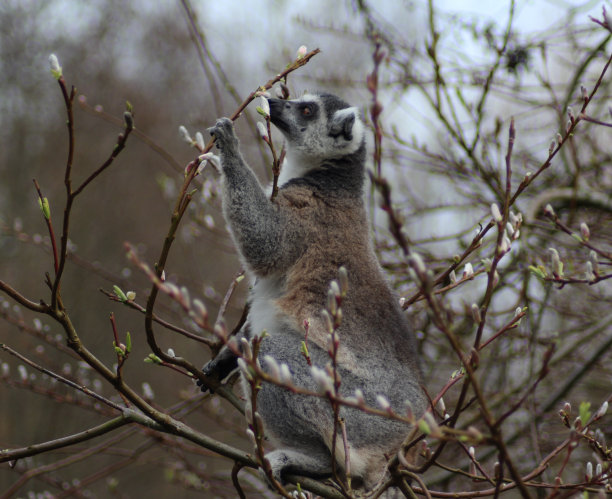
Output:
[195, 358, 219, 394]
[208, 117, 239, 154]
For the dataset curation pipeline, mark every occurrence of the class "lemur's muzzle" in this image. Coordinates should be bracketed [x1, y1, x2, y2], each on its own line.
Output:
[267, 98, 292, 134]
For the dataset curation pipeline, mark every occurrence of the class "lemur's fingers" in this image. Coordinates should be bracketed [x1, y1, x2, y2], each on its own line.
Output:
[208, 117, 237, 151]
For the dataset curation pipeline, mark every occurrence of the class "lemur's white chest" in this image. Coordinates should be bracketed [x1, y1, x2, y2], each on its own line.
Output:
[276, 151, 320, 186]
[248, 274, 284, 339]
[239, 274, 284, 403]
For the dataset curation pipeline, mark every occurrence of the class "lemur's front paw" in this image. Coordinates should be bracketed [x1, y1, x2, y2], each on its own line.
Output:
[196, 359, 218, 394]
[208, 117, 238, 153]
[196, 348, 239, 394]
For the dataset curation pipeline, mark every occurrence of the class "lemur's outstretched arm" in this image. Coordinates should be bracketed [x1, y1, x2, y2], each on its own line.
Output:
[208, 118, 306, 275]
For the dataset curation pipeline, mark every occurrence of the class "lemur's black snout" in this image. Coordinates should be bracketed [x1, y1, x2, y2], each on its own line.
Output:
[267, 98, 291, 133]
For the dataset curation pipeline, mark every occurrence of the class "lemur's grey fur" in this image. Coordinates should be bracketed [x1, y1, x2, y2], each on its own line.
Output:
[203, 92, 427, 490]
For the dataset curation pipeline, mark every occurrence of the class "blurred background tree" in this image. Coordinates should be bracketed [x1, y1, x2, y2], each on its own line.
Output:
[0, 0, 610, 497]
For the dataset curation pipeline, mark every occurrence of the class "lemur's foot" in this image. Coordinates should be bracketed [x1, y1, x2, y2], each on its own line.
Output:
[260, 449, 333, 489]
[196, 348, 239, 394]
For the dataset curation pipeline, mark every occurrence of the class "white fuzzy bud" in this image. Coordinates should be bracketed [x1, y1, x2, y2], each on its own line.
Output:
[142, 382, 154, 400]
[468, 446, 476, 459]
[354, 388, 365, 405]
[327, 290, 338, 317]
[492, 270, 500, 287]
[586, 461, 593, 481]
[595, 462, 602, 478]
[438, 397, 446, 414]
[258, 96, 270, 117]
[311, 365, 334, 394]
[499, 234, 511, 255]
[581, 85, 588, 100]
[296, 45, 307, 59]
[509, 211, 518, 227]
[471, 303, 481, 323]
[463, 262, 474, 279]
[167, 348, 175, 358]
[49, 54, 62, 79]
[329, 280, 341, 299]
[449, 270, 457, 283]
[548, 140, 556, 155]
[256, 121, 268, 140]
[376, 394, 391, 411]
[279, 363, 292, 384]
[596, 400, 608, 419]
[321, 309, 334, 333]
[335, 308, 343, 326]
[198, 152, 220, 172]
[580, 222, 590, 241]
[491, 203, 503, 223]
[556, 132, 563, 145]
[263, 355, 280, 380]
[544, 204, 555, 217]
[179, 125, 193, 144]
[195, 131, 205, 149]
[585, 261, 596, 282]
[18, 365, 27, 381]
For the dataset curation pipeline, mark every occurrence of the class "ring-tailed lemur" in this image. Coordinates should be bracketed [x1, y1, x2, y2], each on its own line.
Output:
[203, 92, 427, 491]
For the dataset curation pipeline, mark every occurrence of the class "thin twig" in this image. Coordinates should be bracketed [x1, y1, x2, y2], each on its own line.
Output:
[0, 343, 124, 411]
[32, 179, 59, 275]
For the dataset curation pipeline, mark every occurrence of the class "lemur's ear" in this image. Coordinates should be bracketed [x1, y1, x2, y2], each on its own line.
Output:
[329, 107, 358, 141]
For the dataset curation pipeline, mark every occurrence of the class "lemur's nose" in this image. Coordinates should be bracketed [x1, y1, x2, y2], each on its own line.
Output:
[267, 98, 289, 115]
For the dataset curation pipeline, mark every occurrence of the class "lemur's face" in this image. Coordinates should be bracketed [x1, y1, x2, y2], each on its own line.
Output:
[267, 93, 364, 161]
